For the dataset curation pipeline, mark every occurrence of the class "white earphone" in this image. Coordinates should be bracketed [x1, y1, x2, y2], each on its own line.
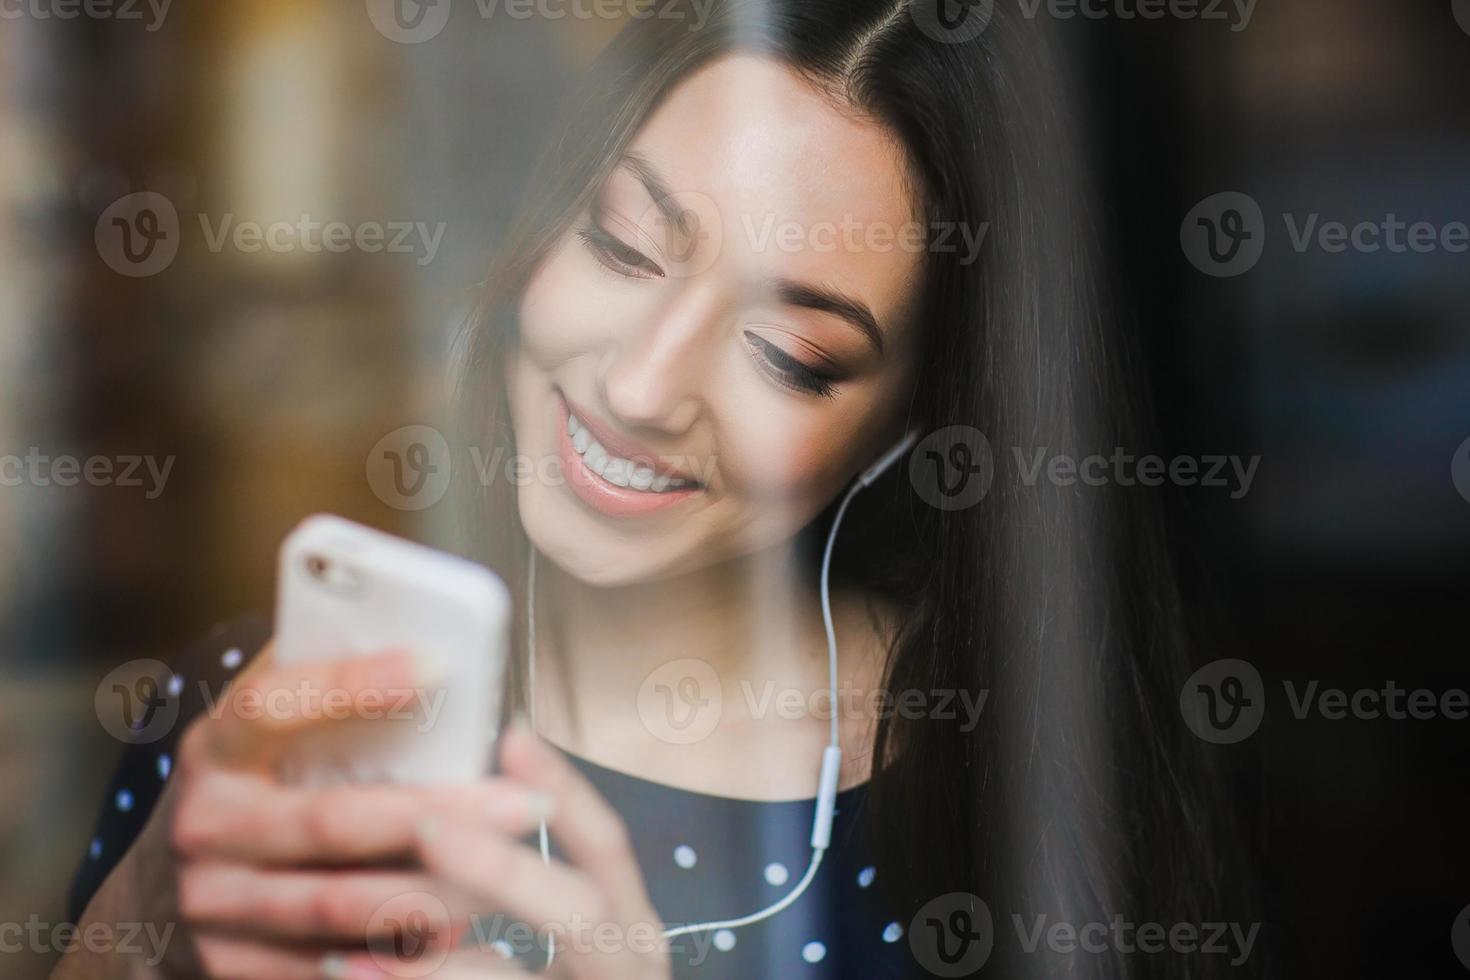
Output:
[527, 429, 920, 966]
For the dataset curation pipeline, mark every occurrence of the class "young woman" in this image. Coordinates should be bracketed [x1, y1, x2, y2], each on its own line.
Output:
[64, 1, 1251, 977]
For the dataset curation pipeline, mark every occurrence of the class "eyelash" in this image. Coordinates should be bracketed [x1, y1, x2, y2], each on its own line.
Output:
[578, 221, 838, 399]
[577, 224, 664, 280]
[744, 332, 838, 399]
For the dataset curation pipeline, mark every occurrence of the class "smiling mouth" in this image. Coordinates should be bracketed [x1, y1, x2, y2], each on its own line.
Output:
[565, 411, 702, 493]
[552, 393, 706, 518]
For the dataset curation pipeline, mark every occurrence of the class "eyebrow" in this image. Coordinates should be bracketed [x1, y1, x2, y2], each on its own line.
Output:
[617, 151, 696, 239]
[770, 278, 885, 354]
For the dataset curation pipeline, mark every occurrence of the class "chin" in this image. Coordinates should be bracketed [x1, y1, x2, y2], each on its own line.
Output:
[517, 484, 697, 589]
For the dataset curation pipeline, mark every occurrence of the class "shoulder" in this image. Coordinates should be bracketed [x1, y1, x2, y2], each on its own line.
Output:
[168, 613, 274, 698]
[67, 614, 272, 922]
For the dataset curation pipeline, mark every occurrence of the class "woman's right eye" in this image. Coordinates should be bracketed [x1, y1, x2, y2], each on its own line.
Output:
[578, 224, 665, 280]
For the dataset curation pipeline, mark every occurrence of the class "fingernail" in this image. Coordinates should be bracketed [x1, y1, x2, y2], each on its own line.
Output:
[416, 816, 441, 844]
[527, 791, 555, 822]
[319, 955, 353, 979]
[413, 654, 447, 688]
[320, 956, 383, 980]
[487, 791, 555, 825]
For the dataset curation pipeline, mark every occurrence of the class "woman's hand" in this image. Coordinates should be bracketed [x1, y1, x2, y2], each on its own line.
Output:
[60, 646, 549, 980]
[326, 725, 672, 980]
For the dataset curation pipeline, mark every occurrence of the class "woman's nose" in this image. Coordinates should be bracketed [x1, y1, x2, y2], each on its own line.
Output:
[598, 285, 723, 435]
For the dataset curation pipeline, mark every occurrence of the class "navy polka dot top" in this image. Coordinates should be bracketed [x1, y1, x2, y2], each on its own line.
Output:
[70, 617, 920, 977]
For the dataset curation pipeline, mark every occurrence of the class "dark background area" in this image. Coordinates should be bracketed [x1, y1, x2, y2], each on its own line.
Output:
[1, 1, 1467, 977]
[1076, 2, 1470, 976]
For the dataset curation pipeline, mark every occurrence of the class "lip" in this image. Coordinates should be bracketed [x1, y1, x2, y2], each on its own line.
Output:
[554, 392, 704, 518]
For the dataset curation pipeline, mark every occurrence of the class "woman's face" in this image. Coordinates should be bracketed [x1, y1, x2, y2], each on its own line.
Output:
[509, 54, 924, 587]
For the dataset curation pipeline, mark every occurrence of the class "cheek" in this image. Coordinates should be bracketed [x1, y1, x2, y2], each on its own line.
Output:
[710, 382, 862, 515]
[517, 237, 651, 367]
[517, 242, 586, 364]
[712, 361, 913, 535]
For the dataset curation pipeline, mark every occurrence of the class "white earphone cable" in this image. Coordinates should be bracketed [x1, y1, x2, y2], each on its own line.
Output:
[524, 430, 915, 956]
[661, 474, 862, 941]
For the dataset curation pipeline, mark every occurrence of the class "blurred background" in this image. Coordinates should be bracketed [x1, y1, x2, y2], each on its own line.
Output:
[0, 0, 1467, 977]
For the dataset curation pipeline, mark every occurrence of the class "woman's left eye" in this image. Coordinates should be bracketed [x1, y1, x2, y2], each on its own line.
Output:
[578, 224, 664, 280]
[744, 332, 839, 398]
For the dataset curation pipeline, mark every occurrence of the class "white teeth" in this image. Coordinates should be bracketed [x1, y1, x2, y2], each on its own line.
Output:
[603, 458, 631, 486]
[566, 411, 695, 494]
[585, 443, 609, 475]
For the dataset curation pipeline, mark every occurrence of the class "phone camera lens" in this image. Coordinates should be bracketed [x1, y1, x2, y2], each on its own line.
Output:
[302, 553, 363, 596]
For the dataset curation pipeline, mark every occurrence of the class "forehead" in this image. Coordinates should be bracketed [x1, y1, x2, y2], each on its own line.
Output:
[625, 54, 924, 338]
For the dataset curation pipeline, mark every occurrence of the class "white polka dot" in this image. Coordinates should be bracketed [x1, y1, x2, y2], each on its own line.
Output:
[713, 929, 736, 952]
[221, 647, 243, 669]
[857, 866, 876, 888]
[801, 941, 826, 963]
[491, 940, 513, 959]
[156, 754, 172, 779]
[673, 845, 697, 869]
[166, 674, 184, 697]
[882, 922, 903, 943]
[115, 789, 134, 812]
[763, 862, 789, 887]
[88, 838, 102, 860]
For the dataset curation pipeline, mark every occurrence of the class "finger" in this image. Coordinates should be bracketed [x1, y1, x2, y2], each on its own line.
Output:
[191, 650, 426, 767]
[171, 774, 548, 865]
[417, 818, 669, 977]
[496, 725, 651, 916]
[426, 947, 534, 978]
[415, 818, 608, 938]
[191, 932, 336, 980]
[178, 864, 484, 943]
[320, 947, 529, 980]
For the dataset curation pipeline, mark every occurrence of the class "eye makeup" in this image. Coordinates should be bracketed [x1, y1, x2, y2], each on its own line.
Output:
[743, 330, 842, 398]
[577, 222, 664, 280]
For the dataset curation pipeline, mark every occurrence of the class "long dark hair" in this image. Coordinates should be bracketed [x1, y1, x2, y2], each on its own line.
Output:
[455, 1, 1253, 976]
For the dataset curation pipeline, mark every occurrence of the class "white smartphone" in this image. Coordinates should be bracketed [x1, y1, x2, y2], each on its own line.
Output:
[273, 514, 510, 786]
